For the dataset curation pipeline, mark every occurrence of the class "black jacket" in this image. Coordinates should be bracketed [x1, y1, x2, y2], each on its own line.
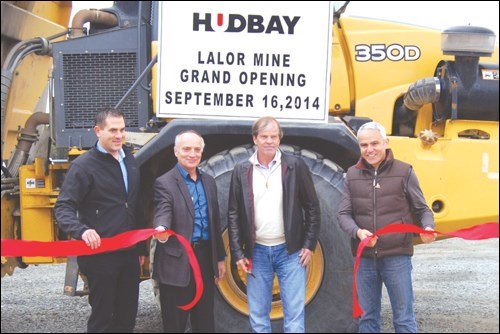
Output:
[227, 150, 321, 262]
[54, 145, 145, 254]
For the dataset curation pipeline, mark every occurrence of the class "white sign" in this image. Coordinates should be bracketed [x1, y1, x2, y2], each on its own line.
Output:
[157, 1, 334, 122]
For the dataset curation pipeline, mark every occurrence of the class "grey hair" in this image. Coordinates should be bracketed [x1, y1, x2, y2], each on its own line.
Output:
[174, 130, 205, 151]
[357, 121, 387, 140]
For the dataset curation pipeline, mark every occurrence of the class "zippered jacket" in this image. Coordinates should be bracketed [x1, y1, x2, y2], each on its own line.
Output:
[55, 145, 145, 254]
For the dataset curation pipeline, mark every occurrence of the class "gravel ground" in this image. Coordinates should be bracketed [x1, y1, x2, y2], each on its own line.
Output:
[1, 237, 498, 333]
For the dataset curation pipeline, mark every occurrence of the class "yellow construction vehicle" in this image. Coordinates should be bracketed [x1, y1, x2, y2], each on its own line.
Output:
[1, 1, 498, 332]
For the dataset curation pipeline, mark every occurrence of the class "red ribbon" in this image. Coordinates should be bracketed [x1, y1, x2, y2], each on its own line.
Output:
[352, 222, 499, 318]
[1, 229, 203, 310]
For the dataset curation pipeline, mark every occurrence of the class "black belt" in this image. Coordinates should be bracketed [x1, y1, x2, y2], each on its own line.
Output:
[191, 240, 209, 249]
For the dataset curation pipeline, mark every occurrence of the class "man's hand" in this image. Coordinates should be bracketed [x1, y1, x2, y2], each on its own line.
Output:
[82, 229, 101, 249]
[154, 226, 171, 243]
[215, 260, 226, 284]
[236, 258, 252, 275]
[299, 248, 312, 267]
[420, 227, 437, 243]
[357, 228, 378, 247]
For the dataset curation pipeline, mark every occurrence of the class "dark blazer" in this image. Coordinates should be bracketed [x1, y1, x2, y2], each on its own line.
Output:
[152, 165, 225, 287]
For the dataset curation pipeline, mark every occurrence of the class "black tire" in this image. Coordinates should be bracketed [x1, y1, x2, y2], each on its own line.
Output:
[200, 144, 358, 333]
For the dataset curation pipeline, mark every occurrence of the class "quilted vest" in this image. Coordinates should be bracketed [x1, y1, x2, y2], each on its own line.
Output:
[346, 153, 414, 258]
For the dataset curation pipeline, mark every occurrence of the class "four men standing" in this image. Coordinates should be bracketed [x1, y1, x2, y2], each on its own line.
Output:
[56, 112, 435, 333]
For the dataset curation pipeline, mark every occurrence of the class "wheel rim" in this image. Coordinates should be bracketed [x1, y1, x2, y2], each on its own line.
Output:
[217, 229, 324, 319]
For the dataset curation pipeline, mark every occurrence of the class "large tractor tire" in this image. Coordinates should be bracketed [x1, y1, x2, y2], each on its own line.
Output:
[200, 144, 358, 333]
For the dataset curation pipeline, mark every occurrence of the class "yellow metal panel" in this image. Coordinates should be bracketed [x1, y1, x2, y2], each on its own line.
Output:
[2, 57, 53, 160]
[1, 197, 16, 239]
[334, 17, 499, 136]
[1, 1, 70, 160]
[19, 162, 59, 264]
[329, 24, 351, 114]
[389, 120, 499, 234]
[0, 2, 68, 41]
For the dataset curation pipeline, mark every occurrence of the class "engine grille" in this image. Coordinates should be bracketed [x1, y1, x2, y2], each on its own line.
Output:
[51, 25, 150, 149]
[61, 52, 138, 129]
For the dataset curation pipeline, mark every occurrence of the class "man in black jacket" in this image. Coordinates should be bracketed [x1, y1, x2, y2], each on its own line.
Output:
[228, 116, 321, 333]
[55, 108, 145, 333]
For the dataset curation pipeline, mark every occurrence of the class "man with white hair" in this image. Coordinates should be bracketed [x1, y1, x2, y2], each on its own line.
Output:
[338, 121, 436, 333]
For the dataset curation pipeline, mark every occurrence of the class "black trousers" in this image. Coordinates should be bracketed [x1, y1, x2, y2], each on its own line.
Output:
[159, 244, 215, 333]
[78, 250, 140, 333]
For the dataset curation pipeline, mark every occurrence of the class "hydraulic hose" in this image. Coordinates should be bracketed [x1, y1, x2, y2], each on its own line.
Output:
[1, 37, 50, 156]
[403, 77, 441, 111]
[70, 9, 119, 38]
[4, 112, 49, 178]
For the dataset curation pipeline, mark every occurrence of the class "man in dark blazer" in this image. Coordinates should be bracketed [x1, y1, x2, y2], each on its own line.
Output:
[152, 130, 226, 333]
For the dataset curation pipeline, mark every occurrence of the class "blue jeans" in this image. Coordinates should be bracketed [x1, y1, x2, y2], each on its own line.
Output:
[247, 243, 306, 333]
[357, 255, 417, 333]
